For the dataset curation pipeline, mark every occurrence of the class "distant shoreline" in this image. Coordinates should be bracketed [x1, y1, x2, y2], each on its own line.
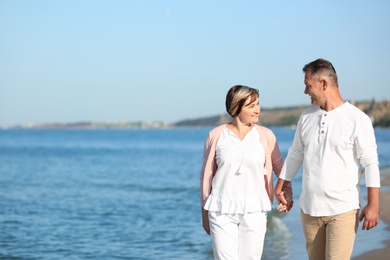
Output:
[2, 100, 389, 130]
[2, 123, 389, 130]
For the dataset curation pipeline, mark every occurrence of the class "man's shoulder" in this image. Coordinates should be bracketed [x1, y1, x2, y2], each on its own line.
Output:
[339, 102, 371, 122]
[344, 101, 365, 113]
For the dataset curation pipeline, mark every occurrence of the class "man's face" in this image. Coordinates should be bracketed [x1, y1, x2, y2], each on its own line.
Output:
[304, 72, 323, 106]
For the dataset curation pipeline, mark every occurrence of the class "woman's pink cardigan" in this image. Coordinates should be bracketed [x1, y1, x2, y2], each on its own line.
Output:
[200, 124, 284, 208]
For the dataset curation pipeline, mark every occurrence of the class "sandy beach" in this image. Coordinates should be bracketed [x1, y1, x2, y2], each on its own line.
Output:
[353, 167, 390, 260]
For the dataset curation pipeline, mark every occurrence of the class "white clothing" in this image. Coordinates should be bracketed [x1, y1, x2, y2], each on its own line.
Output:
[279, 102, 380, 216]
[208, 211, 267, 260]
[204, 127, 271, 214]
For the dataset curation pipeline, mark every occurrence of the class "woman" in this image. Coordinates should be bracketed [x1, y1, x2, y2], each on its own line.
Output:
[200, 85, 292, 259]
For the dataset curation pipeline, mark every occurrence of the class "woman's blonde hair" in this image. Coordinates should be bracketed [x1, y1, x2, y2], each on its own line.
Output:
[225, 85, 259, 117]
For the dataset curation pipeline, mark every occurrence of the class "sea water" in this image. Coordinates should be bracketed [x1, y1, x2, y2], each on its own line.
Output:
[0, 128, 389, 259]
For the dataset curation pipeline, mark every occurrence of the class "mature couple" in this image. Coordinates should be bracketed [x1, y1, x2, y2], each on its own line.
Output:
[200, 58, 380, 260]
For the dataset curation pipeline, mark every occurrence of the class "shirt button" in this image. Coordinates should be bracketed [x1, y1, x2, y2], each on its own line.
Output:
[322, 122, 325, 125]
[321, 131, 324, 133]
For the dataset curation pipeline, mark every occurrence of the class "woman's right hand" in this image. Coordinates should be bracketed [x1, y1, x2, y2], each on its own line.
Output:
[202, 208, 210, 235]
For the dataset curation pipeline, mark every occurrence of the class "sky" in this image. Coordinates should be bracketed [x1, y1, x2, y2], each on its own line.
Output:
[1, 0, 389, 126]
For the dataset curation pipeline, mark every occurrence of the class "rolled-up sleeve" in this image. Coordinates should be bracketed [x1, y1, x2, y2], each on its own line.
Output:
[356, 116, 380, 187]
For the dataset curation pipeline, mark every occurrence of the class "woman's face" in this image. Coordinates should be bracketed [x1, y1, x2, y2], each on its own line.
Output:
[237, 95, 260, 124]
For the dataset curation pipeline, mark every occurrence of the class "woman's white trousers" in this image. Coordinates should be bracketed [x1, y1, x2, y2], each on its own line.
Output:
[208, 211, 267, 260]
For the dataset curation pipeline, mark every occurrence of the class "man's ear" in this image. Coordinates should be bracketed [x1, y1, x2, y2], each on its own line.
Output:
[320, 78, 328, 91]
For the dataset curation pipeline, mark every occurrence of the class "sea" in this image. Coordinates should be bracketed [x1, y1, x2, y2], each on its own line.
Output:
[1, 127, 390, 260]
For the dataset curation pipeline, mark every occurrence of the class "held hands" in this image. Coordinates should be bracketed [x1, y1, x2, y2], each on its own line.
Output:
[276, 186, 294, 212]
[275, 179, 293, 212]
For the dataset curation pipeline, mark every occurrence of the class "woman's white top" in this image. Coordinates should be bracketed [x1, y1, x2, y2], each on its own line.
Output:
[204, 126, 272, 214]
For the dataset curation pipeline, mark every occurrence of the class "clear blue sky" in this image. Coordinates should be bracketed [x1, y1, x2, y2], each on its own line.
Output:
[1, 0, 389, 126]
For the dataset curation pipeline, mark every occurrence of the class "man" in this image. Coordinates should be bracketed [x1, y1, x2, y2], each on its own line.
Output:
[275, 58, 380, 260]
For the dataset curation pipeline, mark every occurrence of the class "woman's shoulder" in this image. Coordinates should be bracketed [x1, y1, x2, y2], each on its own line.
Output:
[207, 124, 227, 142]
[209, 124, 226, 134]
[255, 125, 277, 141]
[255, 124, 274, 135]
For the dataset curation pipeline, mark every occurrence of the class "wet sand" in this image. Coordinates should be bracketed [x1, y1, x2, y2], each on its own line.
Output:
[353, 167, 390, 260]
